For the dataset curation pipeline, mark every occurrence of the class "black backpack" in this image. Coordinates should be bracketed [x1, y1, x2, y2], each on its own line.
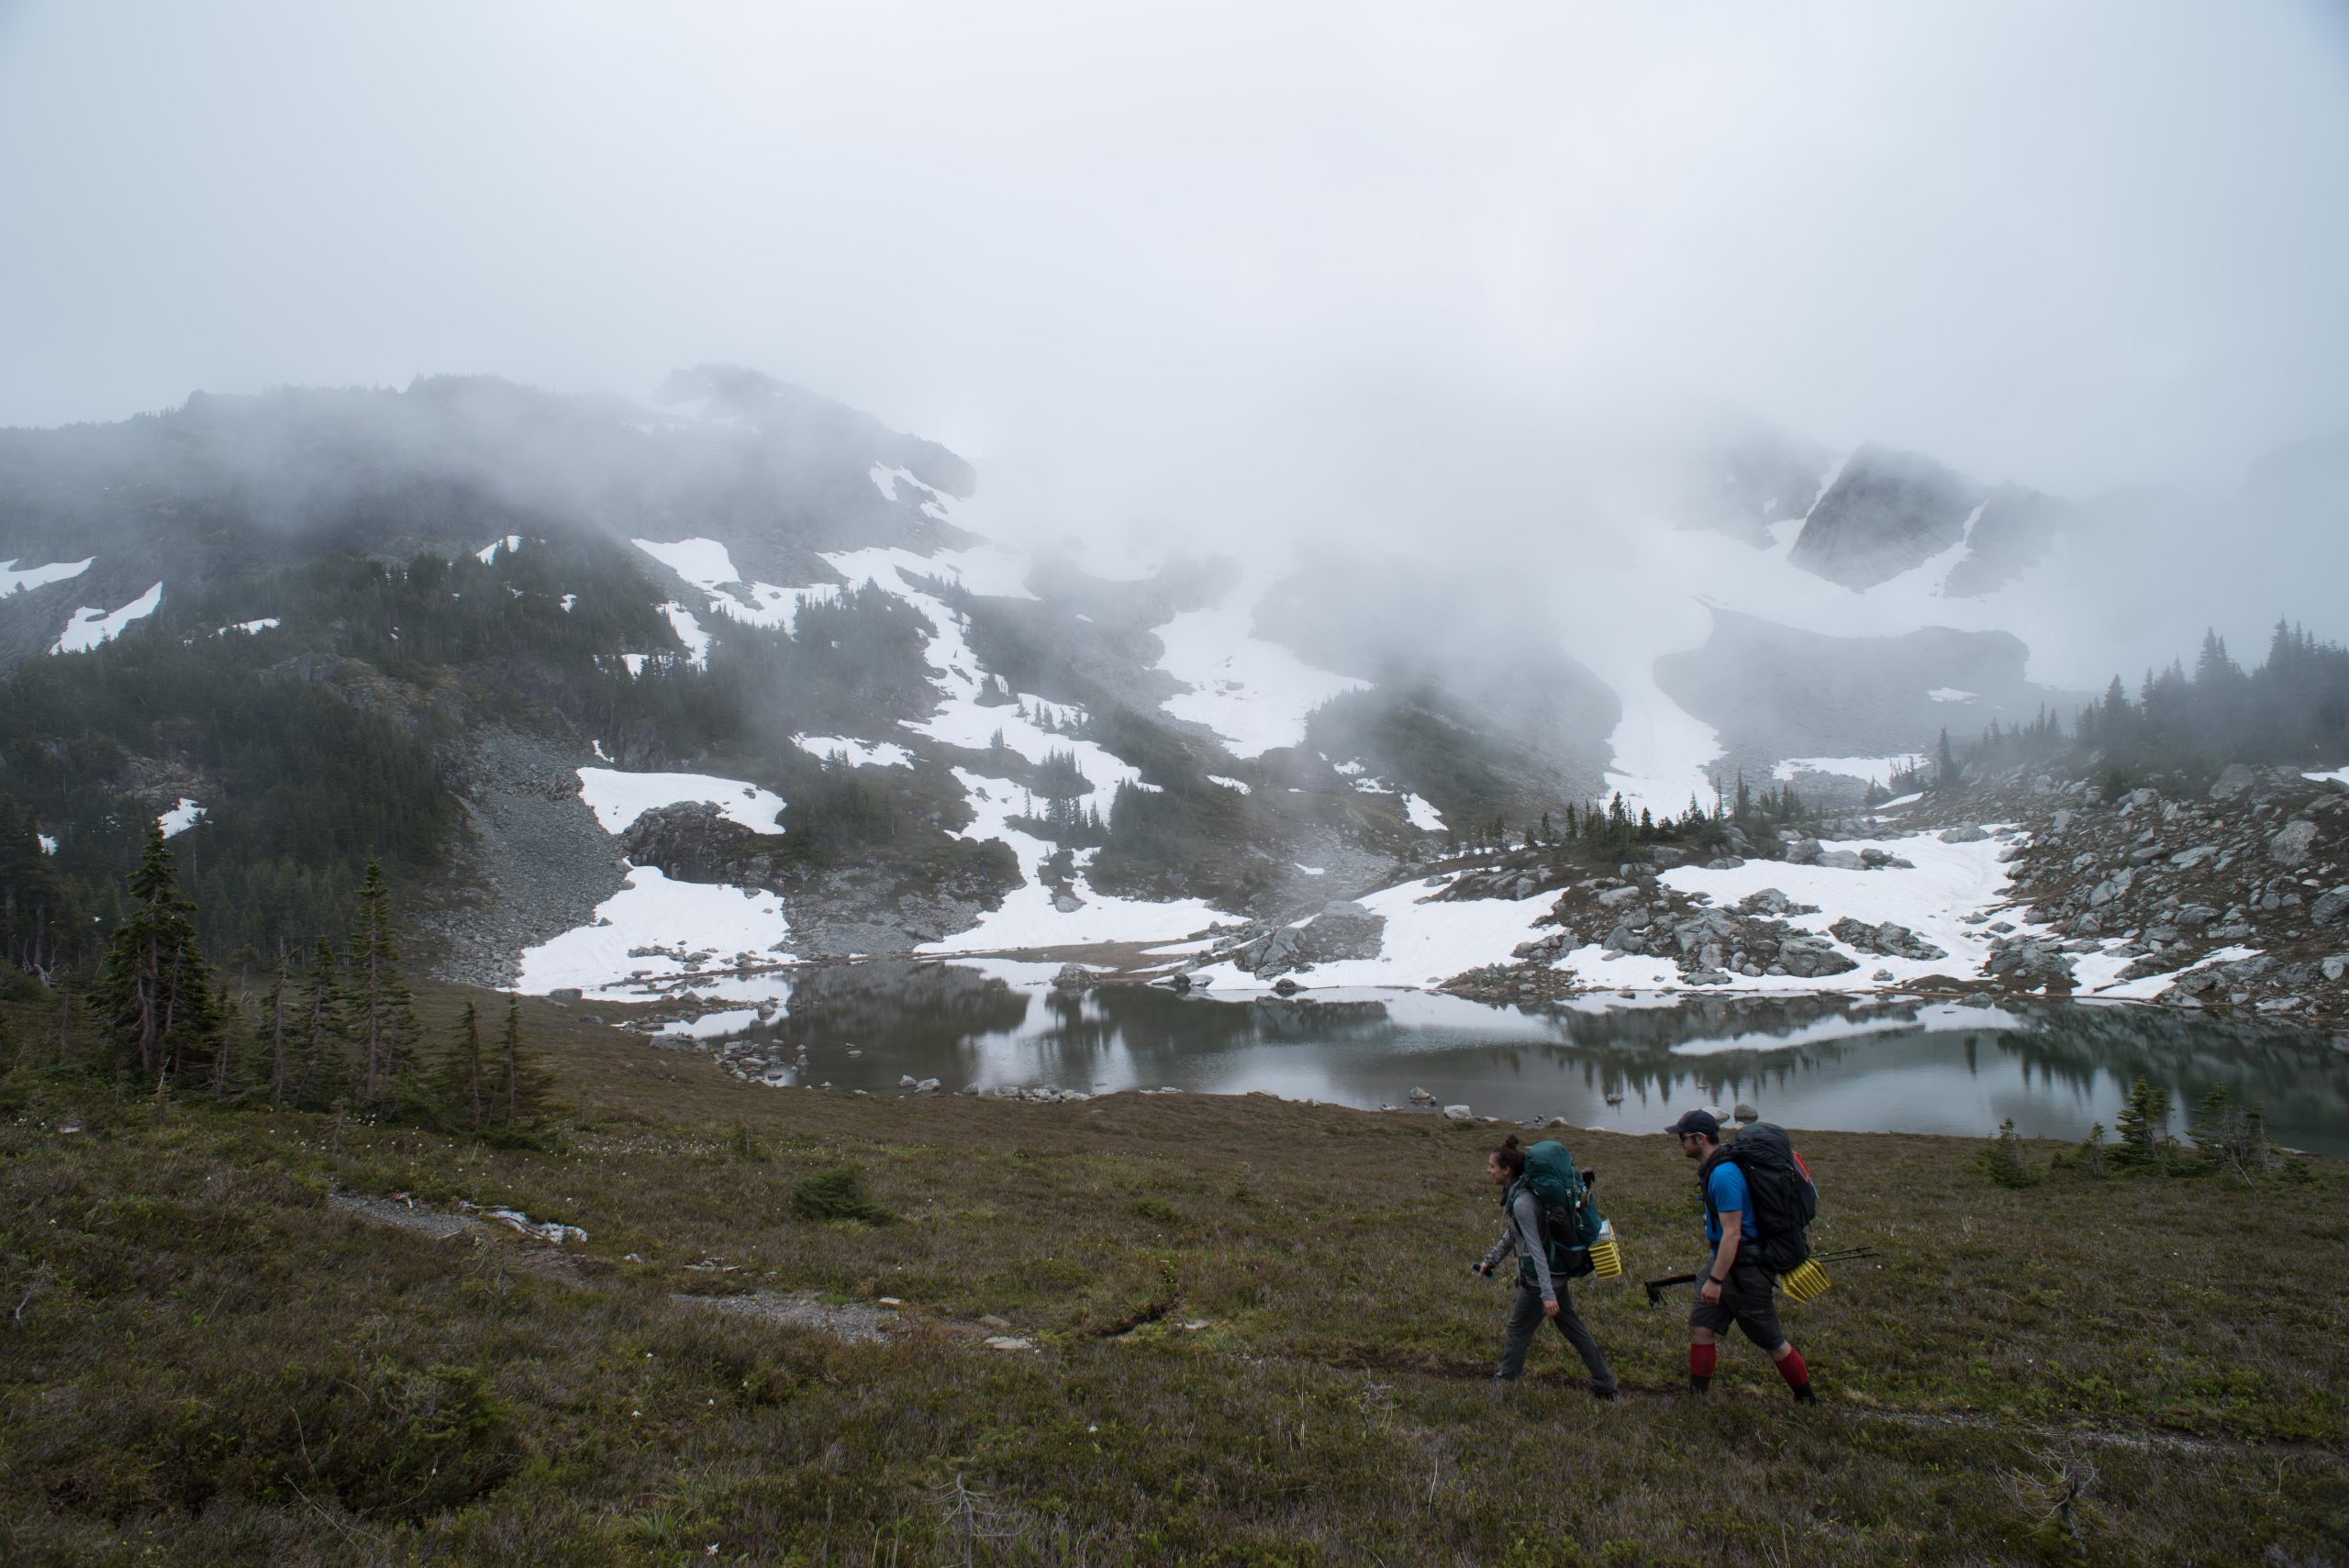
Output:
[1709, 1122, 1817, 1274]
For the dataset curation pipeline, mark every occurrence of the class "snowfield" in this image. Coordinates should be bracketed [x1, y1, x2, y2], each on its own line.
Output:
[53, 583, 162, 653]
[1152, 597, 1367, 759]
[575, 768, 785, 835]
[1, 557, 93, 595]
[515, 866, 793, 998]
[794, 735, 913, 769]
[1774, 755, 1919, 786]
[1198, 873, 1558, 994]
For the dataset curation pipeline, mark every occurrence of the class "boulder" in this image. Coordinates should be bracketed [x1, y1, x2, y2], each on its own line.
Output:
[1776, 935, 1859, 978]
[1442, 1104, 1474, 1121]
[2269, 819, 2320, 866]
[1830, 917, 1948, 962]
[1818, 849, 1864, 871]
[1597, 884, 1644, 908]
[1052, 892, 1085, 913]
[1292, 901, 1386, 964]
[2313, 887, 2349, 927]
[1938, 826, 1989, 843]
[2210, 763, 2258, 802]
[1985, 935, 2076, 989]
[1783, 838, 1822, 866]
[1732, 1102, 1759, 1123]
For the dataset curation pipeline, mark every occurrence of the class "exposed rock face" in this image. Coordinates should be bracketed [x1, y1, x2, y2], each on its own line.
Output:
[622, 802, 760, 882]
[1787, 444, 1988, 590]
[1940, 484, 2075, 598]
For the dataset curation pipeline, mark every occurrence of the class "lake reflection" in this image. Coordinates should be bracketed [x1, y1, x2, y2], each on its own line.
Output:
[684, 962, 2349, 1155]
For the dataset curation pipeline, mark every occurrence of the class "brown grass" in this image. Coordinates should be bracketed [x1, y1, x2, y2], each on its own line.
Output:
[2, 984, 2344, 1565]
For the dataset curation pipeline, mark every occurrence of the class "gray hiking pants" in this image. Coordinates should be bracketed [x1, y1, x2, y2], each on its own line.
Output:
[1497, 1281, 1615, 1391]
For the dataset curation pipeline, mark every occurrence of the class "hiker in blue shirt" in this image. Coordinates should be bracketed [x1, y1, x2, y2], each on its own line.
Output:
[1669, 1109, 1814, 1403]
[1475, 1133, 1617, 1400]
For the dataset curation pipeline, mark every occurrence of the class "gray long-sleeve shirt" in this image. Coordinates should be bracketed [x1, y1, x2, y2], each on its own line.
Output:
[1479, 1187, 1555, 1301]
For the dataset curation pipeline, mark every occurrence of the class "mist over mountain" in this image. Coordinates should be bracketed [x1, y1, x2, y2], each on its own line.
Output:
[2, 363, 2341, 989]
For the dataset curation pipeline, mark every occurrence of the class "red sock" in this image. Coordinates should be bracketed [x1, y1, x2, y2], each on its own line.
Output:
[1776, 1348, 1809, 1388]
[1689, 1343, 1717, 1381]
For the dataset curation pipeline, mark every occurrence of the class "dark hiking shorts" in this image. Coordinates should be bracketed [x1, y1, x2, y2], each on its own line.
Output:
[1687, 1254, 1786, 1351]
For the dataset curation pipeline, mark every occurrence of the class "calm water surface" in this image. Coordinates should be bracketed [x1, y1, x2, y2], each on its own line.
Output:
[679, 962, 2349, 1155]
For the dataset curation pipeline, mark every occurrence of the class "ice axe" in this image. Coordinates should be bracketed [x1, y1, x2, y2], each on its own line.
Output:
[1642, 1246, 1879, 1307]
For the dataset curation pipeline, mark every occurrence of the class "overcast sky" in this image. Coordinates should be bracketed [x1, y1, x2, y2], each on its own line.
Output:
[5, 1, 2347, 539]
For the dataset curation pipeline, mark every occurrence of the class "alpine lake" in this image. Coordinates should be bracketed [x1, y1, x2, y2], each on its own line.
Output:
[667, 962, 2349, 1157]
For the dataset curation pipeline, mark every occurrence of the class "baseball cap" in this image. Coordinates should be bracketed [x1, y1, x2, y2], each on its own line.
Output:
[1665, 1108, 1720, 1140]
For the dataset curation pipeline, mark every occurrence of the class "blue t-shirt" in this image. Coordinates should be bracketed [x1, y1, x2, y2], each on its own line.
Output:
[1703, 1160, 1756, 1246]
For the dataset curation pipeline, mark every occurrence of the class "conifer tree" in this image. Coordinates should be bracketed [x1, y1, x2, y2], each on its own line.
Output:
[493, 994, 548, 1125]
[433, 999, 487, 1126]
[344, 858, 419, 1111]
[98, 823, 222, 1087]
[289, 938, 347, 1109]
[2110, 1076, 2173, 1171]
[263, 962, 289, 1105]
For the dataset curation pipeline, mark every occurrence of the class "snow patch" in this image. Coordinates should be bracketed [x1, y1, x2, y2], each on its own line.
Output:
[1, 557, 93, 595]
[794, 735, 913, 770]
[37, 834, 57, 855]
[1403, 794, 1446, 832]
[217, 618, 280, 636]
[53, 583, 162, 653]
[2304, 767, 2349, 786]
[575, 768, 785, 835]
[1152, 600, 1367, 758]
[1208, 775, 1252, 795]
[660, 602, 711, 668]
[475, 534, 524, 564]
[1774, 755, 1919, 787]
[1208, 875, 1557, 992]
[1928, 688, 1976, 703]
[514, 865, 791, 998]
[159, 798, 206, 838]
[559, 593, 578, 613]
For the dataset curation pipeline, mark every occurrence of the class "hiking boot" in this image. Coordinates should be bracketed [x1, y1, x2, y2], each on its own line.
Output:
[1791, 1384, 1818, 1405]
[1589, 1384, 1618, 1402]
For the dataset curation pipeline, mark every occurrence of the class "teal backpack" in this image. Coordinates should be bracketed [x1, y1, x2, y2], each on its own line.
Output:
[1508, 1140, 1604, 1281]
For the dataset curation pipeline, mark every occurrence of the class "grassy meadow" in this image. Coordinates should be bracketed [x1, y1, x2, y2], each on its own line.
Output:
[2, 986, 2344, 1566]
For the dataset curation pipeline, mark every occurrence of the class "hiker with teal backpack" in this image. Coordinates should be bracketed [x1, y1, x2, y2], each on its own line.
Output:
[1474, 1133, 1618, 1399]
[1668, 1108, 1818, 1404]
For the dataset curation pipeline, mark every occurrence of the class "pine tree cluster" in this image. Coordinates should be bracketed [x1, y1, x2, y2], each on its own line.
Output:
[68, 828, 549, 1129]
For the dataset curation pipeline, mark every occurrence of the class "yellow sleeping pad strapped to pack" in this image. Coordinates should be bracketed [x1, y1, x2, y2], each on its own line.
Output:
[1780, 1257, 1831, 1302]
[1588, 1218, 1622, 1280]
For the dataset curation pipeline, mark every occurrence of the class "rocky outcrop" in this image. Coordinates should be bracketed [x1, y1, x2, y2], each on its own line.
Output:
[1829, 917, 1947, 962]
[1229, 900, 1388, 978]
[1787, 444, 1988, 591]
